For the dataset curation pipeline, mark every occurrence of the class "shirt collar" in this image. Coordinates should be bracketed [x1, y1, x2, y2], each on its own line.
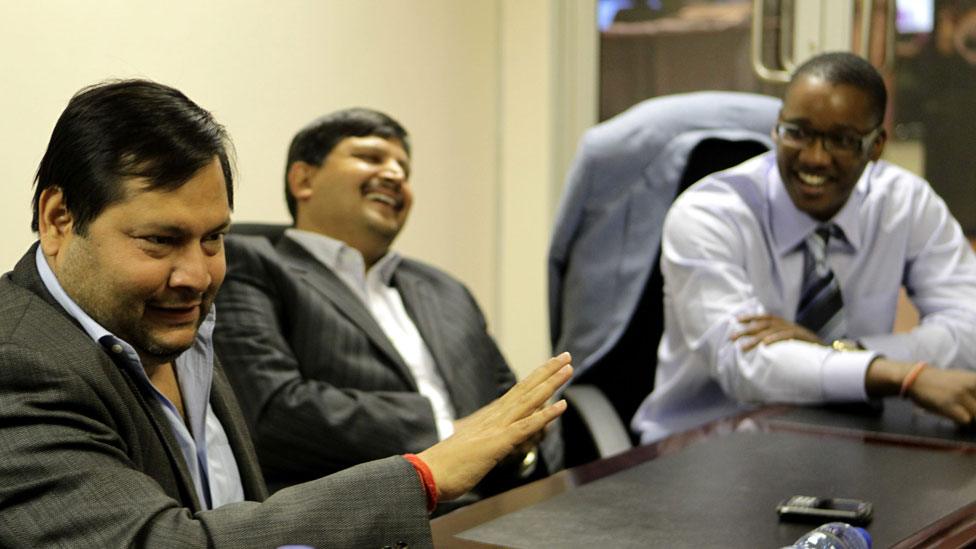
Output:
[36, 245, 120, 345]
[285, 228, 402, 286]
[769, 161, 870, 255]
[372, 249, 402, 285]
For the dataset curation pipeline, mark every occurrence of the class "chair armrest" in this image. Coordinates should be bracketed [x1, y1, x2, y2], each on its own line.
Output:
[563, 384, 633, 459]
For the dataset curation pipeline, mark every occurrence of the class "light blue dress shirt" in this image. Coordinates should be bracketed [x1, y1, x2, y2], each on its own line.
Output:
[35, 246, 244, 509]
[632, 152, 976, 443]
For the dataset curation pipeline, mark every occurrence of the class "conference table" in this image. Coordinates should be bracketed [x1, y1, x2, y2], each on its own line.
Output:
[431, 400, 976, 548]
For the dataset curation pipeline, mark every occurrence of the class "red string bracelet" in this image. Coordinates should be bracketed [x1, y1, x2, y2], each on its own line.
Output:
[899, 361, 929, 398]
[403, 454, 438, 514]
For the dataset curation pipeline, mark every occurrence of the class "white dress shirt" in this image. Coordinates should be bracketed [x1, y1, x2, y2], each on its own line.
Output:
[632, 152, 976, 443]
[286, 229, 457, 440]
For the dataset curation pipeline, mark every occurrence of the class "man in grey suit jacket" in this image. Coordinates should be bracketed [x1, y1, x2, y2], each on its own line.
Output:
[214, 108, 555, 494]
[549, 92, 781, 383]
[0, 79, 572, 548]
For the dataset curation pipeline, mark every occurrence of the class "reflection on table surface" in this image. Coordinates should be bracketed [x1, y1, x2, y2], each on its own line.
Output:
[432, 400, 976, 548]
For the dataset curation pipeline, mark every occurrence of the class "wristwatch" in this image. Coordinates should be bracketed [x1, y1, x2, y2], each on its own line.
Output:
[831, 339, 863, 352]
[518, 447, 539, 478]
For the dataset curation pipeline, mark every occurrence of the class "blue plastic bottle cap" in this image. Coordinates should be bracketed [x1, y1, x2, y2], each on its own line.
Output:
[854, 527, 872, 549]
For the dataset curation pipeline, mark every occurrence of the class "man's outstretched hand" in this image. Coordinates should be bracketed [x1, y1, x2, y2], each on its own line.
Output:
[418, 352, 573, 501]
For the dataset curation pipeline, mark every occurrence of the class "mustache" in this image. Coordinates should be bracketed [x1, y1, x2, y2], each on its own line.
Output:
[148, 289, 215, 309]
[360, 179, 404, 207]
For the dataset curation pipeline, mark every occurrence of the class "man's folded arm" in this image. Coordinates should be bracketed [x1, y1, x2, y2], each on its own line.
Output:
[662, 203, 872, 404]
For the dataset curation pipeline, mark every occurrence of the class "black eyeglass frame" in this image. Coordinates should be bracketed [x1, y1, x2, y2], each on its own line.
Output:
[774, 121, 882, 155]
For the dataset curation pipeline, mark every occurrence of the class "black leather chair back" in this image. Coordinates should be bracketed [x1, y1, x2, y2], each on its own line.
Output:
[562, 138, 769, 467]
[229, 222, 289, 245]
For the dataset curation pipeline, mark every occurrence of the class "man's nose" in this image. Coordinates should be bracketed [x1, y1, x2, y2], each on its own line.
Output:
[378, 157, 406, 183]
[798, 135, 832, 166]
[169, 246, 212, 293]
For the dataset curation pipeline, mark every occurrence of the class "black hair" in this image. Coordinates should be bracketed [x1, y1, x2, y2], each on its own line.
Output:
[789, 52, 888, 127]
[32, 79, 233, 234]
[284, 108, 409, 220]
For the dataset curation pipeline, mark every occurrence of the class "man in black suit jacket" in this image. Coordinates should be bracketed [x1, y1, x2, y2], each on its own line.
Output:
[214, 108, 557, 494]
[0, 80, 572, 548]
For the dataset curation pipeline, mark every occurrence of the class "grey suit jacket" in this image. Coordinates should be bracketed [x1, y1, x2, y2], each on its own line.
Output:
[548, 91, 781, 377]
[0, 245, 432, 548]
[214, 234, 529, 490]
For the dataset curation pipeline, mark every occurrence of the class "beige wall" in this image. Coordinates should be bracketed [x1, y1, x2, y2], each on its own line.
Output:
[0, 1, 596, 377]
[495, 0, 598, 374]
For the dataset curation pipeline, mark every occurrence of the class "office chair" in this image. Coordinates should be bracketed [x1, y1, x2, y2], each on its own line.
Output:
[548, 92, 781, 467]
[229, 222, 289, 244]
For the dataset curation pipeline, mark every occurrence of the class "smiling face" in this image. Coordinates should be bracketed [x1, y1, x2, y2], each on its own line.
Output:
[776, 74, 886, 222]
[40, 157, 231, 367]
[290, 135, 412, 264]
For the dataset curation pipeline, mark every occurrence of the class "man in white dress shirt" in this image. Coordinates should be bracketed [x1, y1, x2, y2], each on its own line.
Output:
[214, 108, 553, 495]
[632, 52, 976, 443]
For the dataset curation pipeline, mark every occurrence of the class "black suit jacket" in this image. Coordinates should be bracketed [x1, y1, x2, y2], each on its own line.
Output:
[214, 234, 534, 489]
[0, 245, 432, 548]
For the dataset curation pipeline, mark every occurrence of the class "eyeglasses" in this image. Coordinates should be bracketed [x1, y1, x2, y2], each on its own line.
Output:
[775, 122, 881, 155]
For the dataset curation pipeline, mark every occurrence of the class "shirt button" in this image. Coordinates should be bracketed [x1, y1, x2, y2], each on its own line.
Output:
[111, 344, 124, 354]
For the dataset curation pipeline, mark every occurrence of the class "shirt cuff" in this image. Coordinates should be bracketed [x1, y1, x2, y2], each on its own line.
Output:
[821, 350, 877, 402]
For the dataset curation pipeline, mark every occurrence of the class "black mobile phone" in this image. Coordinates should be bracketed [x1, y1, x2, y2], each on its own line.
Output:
[776, 495, 873, 525]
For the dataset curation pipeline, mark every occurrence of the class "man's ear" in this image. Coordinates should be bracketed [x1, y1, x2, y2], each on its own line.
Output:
[37, 187, 75, 257]
[771, 110, 783, 142]
[286, 161, 316, 204]
[867, 128, 887, 162]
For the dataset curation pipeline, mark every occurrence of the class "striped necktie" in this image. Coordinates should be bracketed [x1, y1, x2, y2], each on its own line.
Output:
[795, 225, 847, 342]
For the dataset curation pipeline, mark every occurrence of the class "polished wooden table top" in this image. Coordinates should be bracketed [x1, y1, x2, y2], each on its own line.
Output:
[431, 400, 976, 548]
